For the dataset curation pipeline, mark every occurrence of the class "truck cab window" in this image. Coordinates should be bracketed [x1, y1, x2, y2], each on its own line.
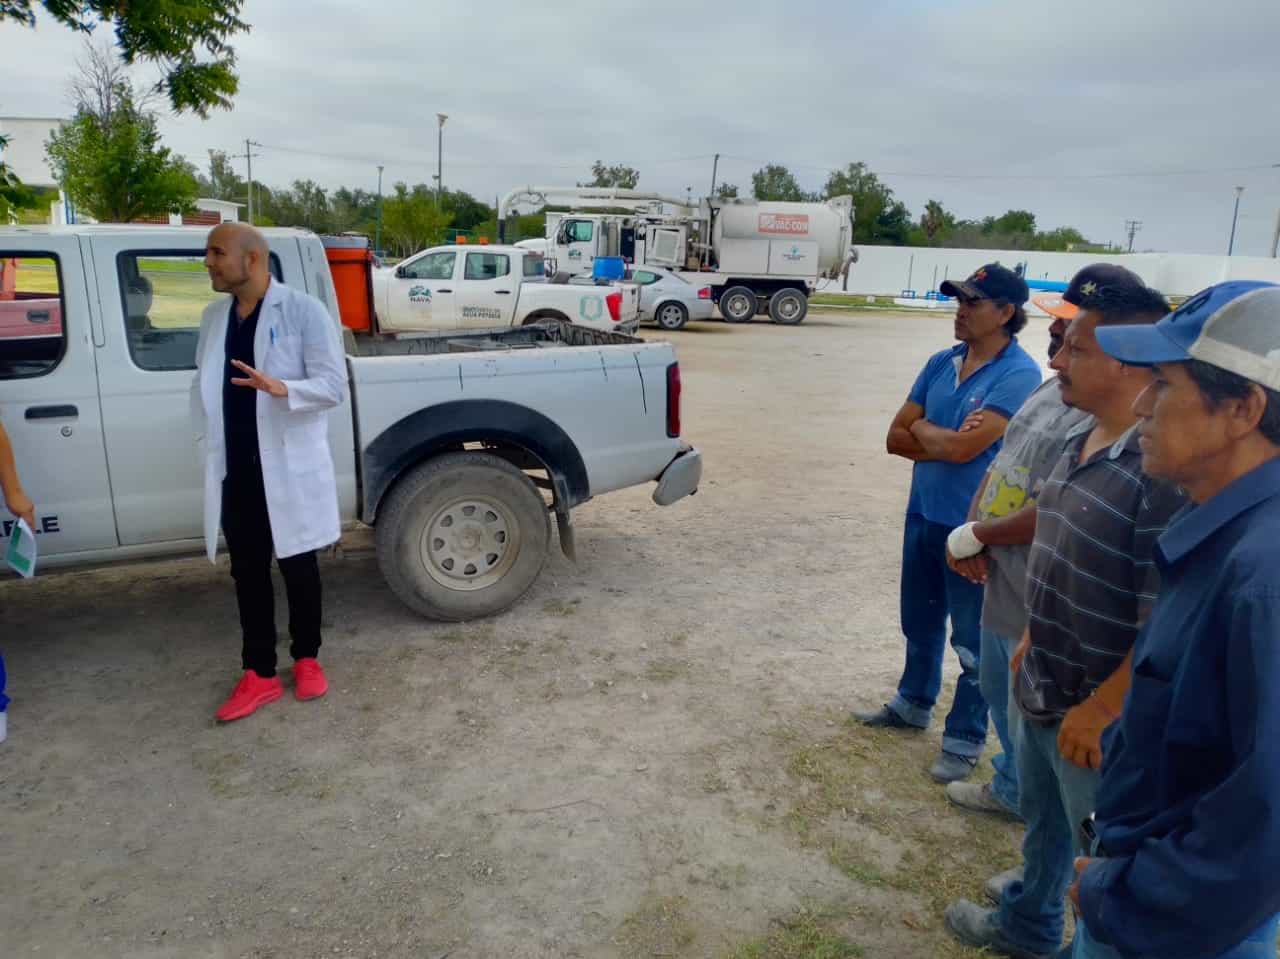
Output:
[566, 221, 594, 243]
[0, 254, 66, 379]
[464, 253, 510, 281]
[117, 251, 283, 372]
[403, 252, 456, 281]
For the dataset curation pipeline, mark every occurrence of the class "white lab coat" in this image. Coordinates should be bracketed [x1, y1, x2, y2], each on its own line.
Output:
[190, 280, 347, 562]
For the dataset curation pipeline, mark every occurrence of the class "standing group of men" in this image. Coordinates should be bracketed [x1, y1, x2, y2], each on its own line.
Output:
[864, 262, 1280, 957]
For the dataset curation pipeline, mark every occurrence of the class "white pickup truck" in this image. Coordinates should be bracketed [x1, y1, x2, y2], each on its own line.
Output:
[0, 225, 701, 620]
[372, 244, 641, 335]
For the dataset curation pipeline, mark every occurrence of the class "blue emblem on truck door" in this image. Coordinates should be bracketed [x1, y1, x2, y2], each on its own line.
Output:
[408, 285, 432, 304]
[579, 295, 604, 322]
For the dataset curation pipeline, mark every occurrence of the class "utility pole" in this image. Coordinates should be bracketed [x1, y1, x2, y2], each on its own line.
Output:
[1271, 163, 1280, 258]
[1124, 219, 1142, 253]
[230, 139, 262, 224]
[375, 164, 385, 255]
[709, 153, 719, 199]
[1228, 186, 1244, 256]
[436, 113, 448, 206]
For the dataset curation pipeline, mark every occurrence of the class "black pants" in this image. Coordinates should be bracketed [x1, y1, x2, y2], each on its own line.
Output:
[222, 463, 322, 678]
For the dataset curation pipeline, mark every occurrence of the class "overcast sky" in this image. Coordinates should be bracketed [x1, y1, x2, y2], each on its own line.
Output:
[3, 0, 1279, 255]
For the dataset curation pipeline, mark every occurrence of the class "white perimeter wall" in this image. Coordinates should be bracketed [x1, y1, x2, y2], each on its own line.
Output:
[821, 246, 1280, 299]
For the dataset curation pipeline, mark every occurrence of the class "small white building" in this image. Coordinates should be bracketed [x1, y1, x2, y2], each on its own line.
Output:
[191, 198, 244, 223]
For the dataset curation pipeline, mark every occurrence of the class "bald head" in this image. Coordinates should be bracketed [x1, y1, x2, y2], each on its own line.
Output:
[205, 222, 271, 300]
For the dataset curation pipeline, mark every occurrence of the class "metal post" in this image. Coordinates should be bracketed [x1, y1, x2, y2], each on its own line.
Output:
[375, 164, 384, 255]
[1228, 186, 1244, 256]
[1271, 206, 1280, 259]
[245, 138, 253, 224]
[906, 254, 914, 293]
[436, 113, 448, 206]
[709, 153, 719, 199]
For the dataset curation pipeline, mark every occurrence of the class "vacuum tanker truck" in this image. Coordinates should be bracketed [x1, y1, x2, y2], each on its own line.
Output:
[497, 187, 855, 325]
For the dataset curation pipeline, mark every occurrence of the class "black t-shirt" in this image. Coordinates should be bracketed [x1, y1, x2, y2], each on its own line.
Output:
[223, 297, 263, 471]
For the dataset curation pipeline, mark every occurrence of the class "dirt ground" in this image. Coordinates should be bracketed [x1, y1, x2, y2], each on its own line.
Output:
[1, 308, 1052, 959]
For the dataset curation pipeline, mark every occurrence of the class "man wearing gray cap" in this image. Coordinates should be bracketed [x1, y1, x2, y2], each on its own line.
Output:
[1066, 281, 1280, 959]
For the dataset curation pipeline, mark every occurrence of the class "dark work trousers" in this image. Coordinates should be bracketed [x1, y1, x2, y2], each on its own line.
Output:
[221, 460, 322, 678]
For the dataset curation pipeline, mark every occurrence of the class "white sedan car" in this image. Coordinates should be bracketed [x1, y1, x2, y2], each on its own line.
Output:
[629, 267, 714, 331]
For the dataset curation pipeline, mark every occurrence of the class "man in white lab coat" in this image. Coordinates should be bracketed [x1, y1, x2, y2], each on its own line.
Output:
[193, 223, 346, 722]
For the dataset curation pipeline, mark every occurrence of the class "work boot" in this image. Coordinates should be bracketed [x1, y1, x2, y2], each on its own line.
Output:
[215, 670, 284, 722]
[930, 751, 979, 783]
[851, 704, 923, 731]
[946, 781, 1023, 822]
[986, 865, 1025, 905]
[293, 658, 328, 702]
[944, 899, 1051, 959]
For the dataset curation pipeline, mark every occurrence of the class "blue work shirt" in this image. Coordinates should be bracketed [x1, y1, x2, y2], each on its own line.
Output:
[1080, 455, 1280, 958]
[905, 338, 1041, 528]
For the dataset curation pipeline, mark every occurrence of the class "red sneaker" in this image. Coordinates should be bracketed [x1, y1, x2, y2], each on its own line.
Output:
[293, 658, 328, 701]
[215, 670, 284, 722]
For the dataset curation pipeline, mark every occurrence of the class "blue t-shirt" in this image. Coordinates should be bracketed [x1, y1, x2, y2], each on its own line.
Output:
[905, 339, 1041, 528]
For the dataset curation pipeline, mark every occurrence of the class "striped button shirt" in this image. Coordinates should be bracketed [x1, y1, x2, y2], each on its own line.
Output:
[1015, 420, 1187, 723]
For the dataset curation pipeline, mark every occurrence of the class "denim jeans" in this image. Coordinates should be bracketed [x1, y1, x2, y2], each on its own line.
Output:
[1072, 906, 1280, 958]
[888, 513, 988, 758]
[997, 707, 1099, 955]
[980, 627, 1020, 813]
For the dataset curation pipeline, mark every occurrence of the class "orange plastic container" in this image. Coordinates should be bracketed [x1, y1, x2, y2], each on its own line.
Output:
[321, 236, 375, 333]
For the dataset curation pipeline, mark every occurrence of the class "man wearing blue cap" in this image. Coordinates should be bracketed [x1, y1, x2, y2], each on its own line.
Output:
[1064, 281, 1280, 959]
[858, 263, 1041, 783]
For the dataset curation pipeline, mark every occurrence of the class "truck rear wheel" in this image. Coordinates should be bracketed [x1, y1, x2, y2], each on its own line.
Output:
[719, 286, 757, 323]
[768, 289, 808, 325]
[375, 451, 551, 621]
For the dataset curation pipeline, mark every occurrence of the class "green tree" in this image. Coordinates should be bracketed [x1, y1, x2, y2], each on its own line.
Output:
[823, 161, 911, 244]
[329, 187, 378, 233]
[440, 189, 493, 232]
[2, 0, 248, 116]
[580, 161, 640, 190]
[198, 149, 246, 202]
[381, 183, 453, 257]
[751, 164, 806, 201]
[919, 199, 955, 245]
[44, 45, 197, 221]
[989, 209, 1037, 236]
[715, 182, 739, 200]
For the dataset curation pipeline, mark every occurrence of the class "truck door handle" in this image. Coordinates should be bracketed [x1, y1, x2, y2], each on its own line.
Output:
[495, 290, 511, 295]
[26, 404, 78, 420]
[437, 288, 453, 293]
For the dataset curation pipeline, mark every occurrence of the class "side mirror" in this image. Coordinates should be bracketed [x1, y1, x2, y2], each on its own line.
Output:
[395, 266, 408, 279]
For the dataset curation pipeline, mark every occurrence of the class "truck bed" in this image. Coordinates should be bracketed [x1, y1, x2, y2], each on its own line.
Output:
[347, 319, 643, 358]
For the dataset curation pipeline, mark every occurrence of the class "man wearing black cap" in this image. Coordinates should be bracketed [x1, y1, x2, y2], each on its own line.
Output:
[943, 266, 1141, 832]
[858, 263, 1041, 783]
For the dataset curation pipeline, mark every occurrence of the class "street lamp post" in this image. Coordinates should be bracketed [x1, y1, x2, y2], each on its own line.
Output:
[436, 113, 448, 206]
[1228, 186, 1244, 256]
[375, 164, 384, 256]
